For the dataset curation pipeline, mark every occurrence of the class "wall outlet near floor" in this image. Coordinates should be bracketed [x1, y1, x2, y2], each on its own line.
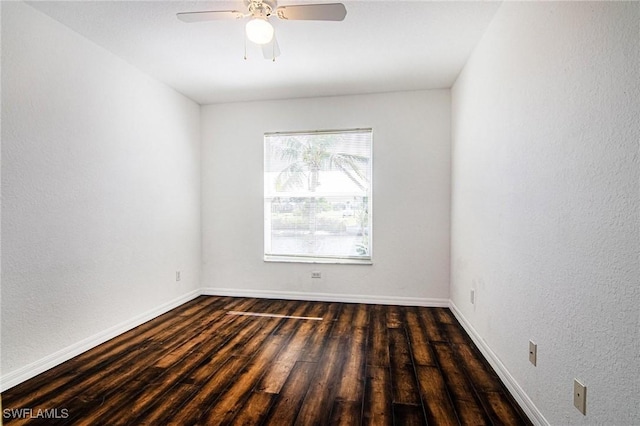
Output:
[528, 340, 537, 366]
[574, 379, 587, 415]
[176, 271, 181, 282]
[470, 289, 475, 304]
[311, 271, 322, 279]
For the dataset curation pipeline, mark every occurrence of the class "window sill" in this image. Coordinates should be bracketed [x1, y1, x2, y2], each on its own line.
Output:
[264, 255, 372, 265]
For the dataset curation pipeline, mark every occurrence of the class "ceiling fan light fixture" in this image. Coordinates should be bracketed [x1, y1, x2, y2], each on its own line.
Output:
[246, 18, 274, 45]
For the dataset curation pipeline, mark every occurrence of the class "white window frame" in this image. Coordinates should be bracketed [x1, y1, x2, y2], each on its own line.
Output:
[264, 128, 373, 265]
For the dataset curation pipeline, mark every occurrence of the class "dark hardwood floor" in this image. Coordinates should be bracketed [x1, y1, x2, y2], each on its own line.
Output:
[1, 296, 532, 425]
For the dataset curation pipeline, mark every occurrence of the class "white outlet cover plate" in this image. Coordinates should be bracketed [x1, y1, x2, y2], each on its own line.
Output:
[529, 341, 537, 366]
[574, 379, 587, 415]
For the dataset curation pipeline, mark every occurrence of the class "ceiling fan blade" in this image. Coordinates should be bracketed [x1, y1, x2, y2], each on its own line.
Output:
[275, 3, 347, 21]
[177, 10, 244, 23]
[262, 35, 281, 60]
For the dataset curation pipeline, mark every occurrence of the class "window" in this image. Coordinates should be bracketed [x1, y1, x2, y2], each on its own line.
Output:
[264, 129, 372, 264]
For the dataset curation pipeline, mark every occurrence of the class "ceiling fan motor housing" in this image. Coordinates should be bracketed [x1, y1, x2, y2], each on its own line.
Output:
[245, 0, 276, 19]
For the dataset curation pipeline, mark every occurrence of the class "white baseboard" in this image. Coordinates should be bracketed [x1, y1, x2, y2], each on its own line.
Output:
[200, 287, 449, 307]
[0, 289, 201, 392]
[448, 301, 549, 426]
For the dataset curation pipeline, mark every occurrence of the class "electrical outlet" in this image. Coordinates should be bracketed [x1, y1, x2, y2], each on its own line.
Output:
[311, 271, 322, 279]
[176, 271, 181, 282]
[574, 379, 587, 415]
[470, 289, 475, 304]
[528, 341, 537, 366]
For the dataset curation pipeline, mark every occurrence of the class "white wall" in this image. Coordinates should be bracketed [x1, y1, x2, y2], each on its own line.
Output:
[201, 91, 451, 304]
[1, 2, 201, 387]
[451, 2, 639, 425]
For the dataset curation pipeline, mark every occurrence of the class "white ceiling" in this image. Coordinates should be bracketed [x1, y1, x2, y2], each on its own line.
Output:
[27, 1, 501, 105]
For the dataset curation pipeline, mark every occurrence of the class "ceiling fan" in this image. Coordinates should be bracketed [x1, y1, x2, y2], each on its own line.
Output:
[177, 0, 347, 60]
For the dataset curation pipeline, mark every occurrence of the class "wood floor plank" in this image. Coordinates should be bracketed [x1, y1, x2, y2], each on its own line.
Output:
[432, 342, 491, 425]
[388, 328, 421, 406]
[454, 343, 503, 393]
[388, 327, 413, 366]
[362, 365, 393, 426]
[415, 365, 459, 426]
[405, 308, 437, 367]
[330, 400, 362, 425]
[433, 307, 457, 325]
[202, 334, 288, 424]
[230, 391, 276, 425]
[336, 327, 367, 402]
[367, 305, 389, 367]
[298, 302, 340, 362]
[1, 297, 532, 426]
[136, 383, 198, 426]
[443, 323, 472, 345]
[482, 391, 530, 425]
[272, 300, 315, 336]
[393, 403, 427, 426]
[386, 305, 403, 329]
[258, 358, 298, 395]
[331, 302, 355, 337]
[263, 361, 318, 426]
[164, 355, 250, 425]
[294, 336, 348, 425]
[258, 301, 332, 394]
[352, 303, 370, 328]
[417, 307, 447, 343]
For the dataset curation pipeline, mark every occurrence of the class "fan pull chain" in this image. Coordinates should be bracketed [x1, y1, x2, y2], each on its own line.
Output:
[244, 36, 247, 60]
[272, 41, 276, 62]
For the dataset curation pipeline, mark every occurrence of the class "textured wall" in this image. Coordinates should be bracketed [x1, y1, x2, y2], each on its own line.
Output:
[201, 91, 451, 302]
[451, 2, 639, 424]
[1, 2, 201, 378]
